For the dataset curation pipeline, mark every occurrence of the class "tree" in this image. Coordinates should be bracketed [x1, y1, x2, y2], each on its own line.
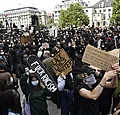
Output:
[48, 17, 54, 28]
[58, 3, 89, 28]
[40, 24, 46, 30]
[110, 0, 120, 25]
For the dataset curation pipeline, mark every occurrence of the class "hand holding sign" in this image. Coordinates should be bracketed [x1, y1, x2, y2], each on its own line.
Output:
[104, 70, 117, 80]
[82, 44, 119, 71]
[27, 55, 57, 92]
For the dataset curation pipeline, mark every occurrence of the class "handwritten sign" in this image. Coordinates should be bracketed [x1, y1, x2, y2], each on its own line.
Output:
[108, 49, 120, 58]
[82, 44, 119, 71]
[50, 49, 72, 76]
[21, 36, 33, 44]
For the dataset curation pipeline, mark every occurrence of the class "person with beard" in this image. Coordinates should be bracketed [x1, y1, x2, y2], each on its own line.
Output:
[73, 64, 119, 115]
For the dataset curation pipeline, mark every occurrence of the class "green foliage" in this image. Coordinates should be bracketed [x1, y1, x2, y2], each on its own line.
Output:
[48, 17, 54, 28]
[110, 0, 120, 25]
[58, 3, 89, 28]
[0, 21, 2, 25]
[40, 24, 46, 30]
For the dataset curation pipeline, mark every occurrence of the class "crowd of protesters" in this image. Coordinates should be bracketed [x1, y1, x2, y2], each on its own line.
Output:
[0, 26, 120, 115]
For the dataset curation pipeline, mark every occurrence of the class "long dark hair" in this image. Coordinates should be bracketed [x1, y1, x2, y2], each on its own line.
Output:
[4, 89, 22, 114]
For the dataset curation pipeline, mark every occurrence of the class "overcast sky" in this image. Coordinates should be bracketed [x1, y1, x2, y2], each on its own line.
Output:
[0, 0, 98, 13]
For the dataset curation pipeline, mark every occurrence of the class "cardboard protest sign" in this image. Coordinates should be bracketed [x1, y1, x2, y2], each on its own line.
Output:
[82, 44, 119, 71]
[90, 49, 120, 70]
[27, 55, 57, 92]
[50, 49, 72, 76]
[108, 49, 120, 58]
[21, 36, 33, 44]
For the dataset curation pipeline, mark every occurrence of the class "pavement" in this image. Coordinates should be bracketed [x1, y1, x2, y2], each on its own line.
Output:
[47, 100, 61, 115]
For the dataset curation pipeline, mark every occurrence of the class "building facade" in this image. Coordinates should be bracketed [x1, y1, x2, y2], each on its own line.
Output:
[53, 0, 112, 27]
[41, 9, 47, 26]
[53, 0, 88, 23]
[83, 0, 112, 27]
[91, 0, 112, 27]
[0, 7, 49, 30]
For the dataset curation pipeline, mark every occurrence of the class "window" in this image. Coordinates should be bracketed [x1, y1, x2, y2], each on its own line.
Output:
[97, 22, 100, 26]
[103, 9, 106, 12]
[108, 9, 111, 12]
[99, 10, 101, 13]
[86, 10, 88, 12]
[103, 21, 106, 25]
[103, 14, 106, 20]
[95, 10, 97, 13]
[108, 13, 111, 18]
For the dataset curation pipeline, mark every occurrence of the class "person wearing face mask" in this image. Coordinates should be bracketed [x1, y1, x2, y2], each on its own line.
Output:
[20, 69, 54, 115]
[73, 64, 119, 115]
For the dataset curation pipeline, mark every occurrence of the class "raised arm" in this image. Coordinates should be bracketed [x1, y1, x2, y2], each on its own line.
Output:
[79, 70, 117, 100]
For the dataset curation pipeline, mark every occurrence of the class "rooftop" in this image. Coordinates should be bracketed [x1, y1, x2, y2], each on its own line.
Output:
[92, 0, 112, 8]
[4, 7, 38, 12]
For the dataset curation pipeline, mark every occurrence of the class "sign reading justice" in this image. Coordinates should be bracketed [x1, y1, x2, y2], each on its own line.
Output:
[82, 44, 119, 71]
[50, 49, 72, 76]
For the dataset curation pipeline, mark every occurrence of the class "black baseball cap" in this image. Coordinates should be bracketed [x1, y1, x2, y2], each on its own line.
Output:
[81, 65, 94, 75]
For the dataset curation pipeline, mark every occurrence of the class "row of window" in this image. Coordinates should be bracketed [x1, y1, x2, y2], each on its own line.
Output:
[94, 9, 111, 13]
[5, 11, 29, 16]
[54, 11, 60, 14]
[93, 13, 111, 20]
[6, 8, 38, 14]
[93, 21, 109, 26]
[14, 21, 29, 25]
[54, 15, 60, 17]
[55, 8, 111, 14]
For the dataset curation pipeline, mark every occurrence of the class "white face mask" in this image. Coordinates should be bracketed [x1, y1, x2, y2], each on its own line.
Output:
[85, 74, 96, 85]
[31, 80, 39, 86]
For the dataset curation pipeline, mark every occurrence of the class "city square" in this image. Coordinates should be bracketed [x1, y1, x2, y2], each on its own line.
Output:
[0, 0, 120, 115]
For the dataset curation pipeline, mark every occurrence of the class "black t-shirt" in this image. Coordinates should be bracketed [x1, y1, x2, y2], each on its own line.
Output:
[74, 82, 99, 115]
